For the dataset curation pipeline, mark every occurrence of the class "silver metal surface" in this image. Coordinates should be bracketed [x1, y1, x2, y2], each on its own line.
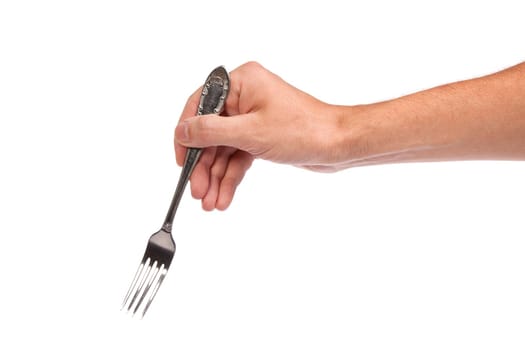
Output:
[122, 66, 230, 318]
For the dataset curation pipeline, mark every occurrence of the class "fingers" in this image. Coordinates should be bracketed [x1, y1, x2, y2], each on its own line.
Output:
[189, 147, 216, 199]
[180, 86, 203, 121]
[192, 149, 253, 211]
[175, 113, 257, 151]
[175, 140, 186, 167]
[201, 147, 237, 211]
[215, 151, 253, 210]
[222, 61, 266, 116]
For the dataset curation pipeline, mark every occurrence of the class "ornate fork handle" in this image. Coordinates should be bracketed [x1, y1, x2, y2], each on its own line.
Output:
[162, 66, 230, 232]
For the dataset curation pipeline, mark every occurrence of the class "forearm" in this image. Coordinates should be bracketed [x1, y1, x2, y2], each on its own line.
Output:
[339, 62, 525, 167]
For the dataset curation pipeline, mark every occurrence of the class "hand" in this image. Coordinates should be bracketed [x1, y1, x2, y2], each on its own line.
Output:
[174, 62, 347, 210]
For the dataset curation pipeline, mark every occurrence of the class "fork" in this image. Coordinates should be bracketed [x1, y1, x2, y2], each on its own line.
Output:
[122, 66, 230, 318]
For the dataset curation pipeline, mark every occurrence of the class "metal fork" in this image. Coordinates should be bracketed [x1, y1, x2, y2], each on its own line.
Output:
[122, 66, 230, 318]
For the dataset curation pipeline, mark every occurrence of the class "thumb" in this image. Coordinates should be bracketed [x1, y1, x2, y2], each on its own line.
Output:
[175, 113, 256, 150]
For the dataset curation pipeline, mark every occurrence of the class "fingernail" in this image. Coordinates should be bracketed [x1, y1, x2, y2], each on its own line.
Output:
[176, 121, 189, 142]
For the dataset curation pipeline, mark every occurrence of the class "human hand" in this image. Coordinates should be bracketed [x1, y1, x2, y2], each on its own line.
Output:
[174, 62, 348, 210]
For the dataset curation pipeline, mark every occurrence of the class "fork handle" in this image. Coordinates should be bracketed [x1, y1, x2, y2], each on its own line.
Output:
[162, 66, 230, 232]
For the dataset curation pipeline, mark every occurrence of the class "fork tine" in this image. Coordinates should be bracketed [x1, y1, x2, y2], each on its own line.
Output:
[127, 258, 153, 312]
[141, 267, 168, 318]
[122, 260, 147, 310]
[132, 262, 161, 315]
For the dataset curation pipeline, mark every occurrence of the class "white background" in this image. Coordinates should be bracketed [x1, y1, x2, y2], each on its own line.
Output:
[1, 1, 524, 349]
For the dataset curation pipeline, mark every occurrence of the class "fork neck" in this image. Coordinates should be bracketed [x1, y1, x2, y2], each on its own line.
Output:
[162, 222, 173, 233]
[162, 147, 202, 233]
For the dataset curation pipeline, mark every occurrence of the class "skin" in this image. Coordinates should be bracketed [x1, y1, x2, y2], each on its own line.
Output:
[175, 61, 525, 211]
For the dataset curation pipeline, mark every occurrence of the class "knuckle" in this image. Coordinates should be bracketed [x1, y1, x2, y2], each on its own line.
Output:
[243, 61, 263, 70]
[210, 164, 223, 178]
[210, 154, 230, 178]
[239, 61, 265, 75]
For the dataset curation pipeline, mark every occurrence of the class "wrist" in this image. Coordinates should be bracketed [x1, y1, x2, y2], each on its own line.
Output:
[328, 104, 381, 165]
